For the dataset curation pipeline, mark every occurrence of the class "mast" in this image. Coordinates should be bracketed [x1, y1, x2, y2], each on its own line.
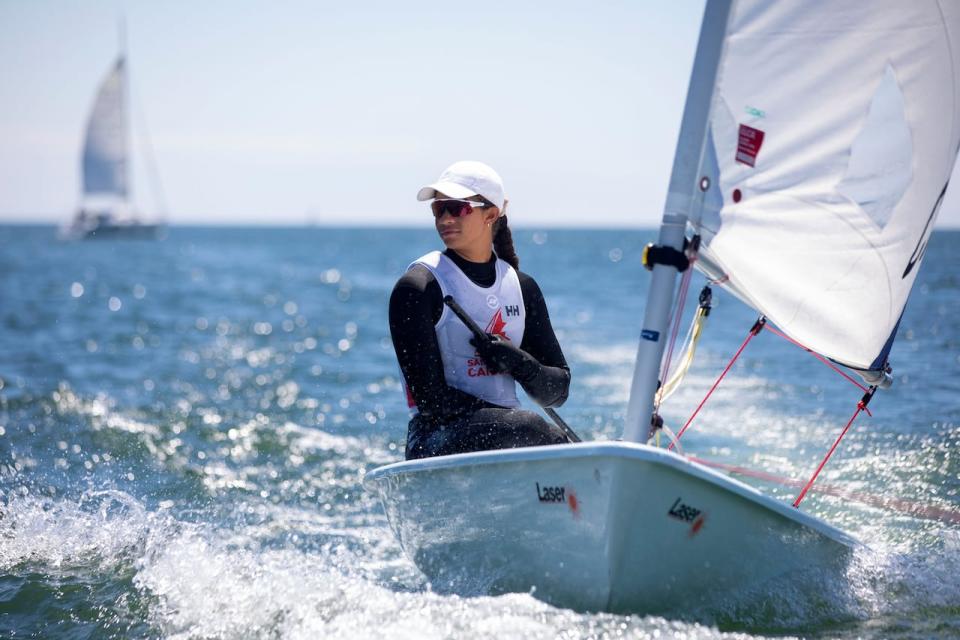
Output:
[622, 0, 734, 443]
[119, 16, 131, 209]
[119, 16, 127, 60]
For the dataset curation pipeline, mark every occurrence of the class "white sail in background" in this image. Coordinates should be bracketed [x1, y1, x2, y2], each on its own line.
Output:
[82, 57, 128, 198]
[693, 1, 960, 373]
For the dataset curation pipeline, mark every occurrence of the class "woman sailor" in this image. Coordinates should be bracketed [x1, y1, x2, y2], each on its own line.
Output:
[389, 161, 572, 459]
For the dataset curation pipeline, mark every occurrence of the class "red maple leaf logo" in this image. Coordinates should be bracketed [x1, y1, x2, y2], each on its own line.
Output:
[485, 309, 509, 340]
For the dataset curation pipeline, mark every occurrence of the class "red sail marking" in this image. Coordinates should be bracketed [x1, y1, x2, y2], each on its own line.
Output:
[736, 124, 765, 167]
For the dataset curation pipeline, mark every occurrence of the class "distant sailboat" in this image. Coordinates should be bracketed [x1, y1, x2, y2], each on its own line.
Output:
[63, 45, 165, 240]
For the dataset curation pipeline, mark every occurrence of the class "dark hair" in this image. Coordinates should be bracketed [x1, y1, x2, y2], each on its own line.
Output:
[492, 214, 519, 270]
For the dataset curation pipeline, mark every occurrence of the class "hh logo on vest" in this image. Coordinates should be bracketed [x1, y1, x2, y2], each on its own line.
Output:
[467, 309, 509, 377]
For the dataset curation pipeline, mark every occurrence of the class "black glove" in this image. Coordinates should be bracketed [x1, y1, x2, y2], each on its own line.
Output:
[470, 334, 537, 381]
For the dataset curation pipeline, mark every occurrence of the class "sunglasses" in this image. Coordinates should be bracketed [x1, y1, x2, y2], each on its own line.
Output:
[431, 198, 490, 218]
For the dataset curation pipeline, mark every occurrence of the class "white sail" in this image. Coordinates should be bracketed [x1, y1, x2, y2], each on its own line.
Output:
[693, 1, 960, 373]
[81, 57, 128, 198]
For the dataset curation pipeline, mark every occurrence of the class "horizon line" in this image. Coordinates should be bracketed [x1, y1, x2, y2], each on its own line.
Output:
[3, 220, 960, 232]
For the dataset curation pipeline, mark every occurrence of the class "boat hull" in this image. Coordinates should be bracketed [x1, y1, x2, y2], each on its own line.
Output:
[61, 209, 164, 241]
[364, 442, 857, 614]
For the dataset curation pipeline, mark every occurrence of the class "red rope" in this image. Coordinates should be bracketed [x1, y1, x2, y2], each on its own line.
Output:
[792, 391, 873, 507]
[668, 318, 764, 450]
[690, 455, 960, 525]
[764, 324, 868, 393]
[662, 311, 884, 511]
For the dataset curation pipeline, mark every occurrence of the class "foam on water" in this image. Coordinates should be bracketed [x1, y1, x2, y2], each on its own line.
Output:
[4, 481, 960, 639]
[1, 486, 800, 639]
[0, 490, 149, 573]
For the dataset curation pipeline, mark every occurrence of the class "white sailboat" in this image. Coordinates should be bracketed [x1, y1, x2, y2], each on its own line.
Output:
[63, 43, 165, 240]
[365, 0, 960, 615]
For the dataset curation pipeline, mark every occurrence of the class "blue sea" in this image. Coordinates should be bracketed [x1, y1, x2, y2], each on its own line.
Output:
[1, 225, 958, 639]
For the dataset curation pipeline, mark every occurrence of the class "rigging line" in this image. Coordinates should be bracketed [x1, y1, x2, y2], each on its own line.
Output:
[793, 387, 876, 508]
[764, 323, 869, 392]
[131, 77, 169, 219]
[668, 316, 765, 450]
[688, 456, 960, 526]
[656, 259, 696, 413]
[657, 304, 700, 404]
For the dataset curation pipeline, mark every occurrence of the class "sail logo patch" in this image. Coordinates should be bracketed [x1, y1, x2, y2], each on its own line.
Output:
[641, 329, 660, 342]
[736, 124, 765, 167]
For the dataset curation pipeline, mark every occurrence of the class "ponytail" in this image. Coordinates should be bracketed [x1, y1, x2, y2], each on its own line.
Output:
[492, 214, 519, 270]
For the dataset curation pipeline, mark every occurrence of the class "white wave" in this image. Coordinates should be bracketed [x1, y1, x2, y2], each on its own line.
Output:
[0, 489, 760, 638]
[53, 384, 161, 437]
[846, 540, 960, 619]
[277, 422, 395, 465]
[6, 486, 959, 638]
[134, 523, 766, 640]
[567, 342, 637, 366]
[0, 489, 151, 572]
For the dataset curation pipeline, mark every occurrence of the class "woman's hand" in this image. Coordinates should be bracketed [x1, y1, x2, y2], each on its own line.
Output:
[470, 334, 537, 381]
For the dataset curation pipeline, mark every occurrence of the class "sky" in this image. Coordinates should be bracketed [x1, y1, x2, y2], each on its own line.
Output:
[2, 1, 960, 229]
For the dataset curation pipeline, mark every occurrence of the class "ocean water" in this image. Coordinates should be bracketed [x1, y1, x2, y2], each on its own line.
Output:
[1, 225, 958, 639]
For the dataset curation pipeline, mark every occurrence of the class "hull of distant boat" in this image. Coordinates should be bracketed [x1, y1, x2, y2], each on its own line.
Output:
[60, 213, 165, 241]
[364, 442, 857, 614]
[79, 222, 163, 240]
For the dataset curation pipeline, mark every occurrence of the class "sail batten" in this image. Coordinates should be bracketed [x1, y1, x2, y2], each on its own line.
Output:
[692, 0, 960, 374]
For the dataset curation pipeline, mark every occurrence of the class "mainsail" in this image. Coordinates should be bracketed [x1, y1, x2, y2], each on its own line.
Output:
[81, 57, 128, 198]
[692, 1, 960, 374]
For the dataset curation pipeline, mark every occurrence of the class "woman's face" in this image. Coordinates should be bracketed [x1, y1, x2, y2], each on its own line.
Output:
[433, 192, 500, 257]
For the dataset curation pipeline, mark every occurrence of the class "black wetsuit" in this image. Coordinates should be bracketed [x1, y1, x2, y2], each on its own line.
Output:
[389, 249, 571, 459]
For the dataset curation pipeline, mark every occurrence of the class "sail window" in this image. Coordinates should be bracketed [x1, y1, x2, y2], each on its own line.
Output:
[837, 64, 913, 231]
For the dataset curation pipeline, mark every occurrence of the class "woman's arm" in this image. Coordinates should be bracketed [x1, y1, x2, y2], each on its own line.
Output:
[389, 265, 491, 424]
[516, 273, 570, 408]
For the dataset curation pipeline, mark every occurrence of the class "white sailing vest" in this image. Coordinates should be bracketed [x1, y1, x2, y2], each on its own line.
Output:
[405, 251, 526, 412]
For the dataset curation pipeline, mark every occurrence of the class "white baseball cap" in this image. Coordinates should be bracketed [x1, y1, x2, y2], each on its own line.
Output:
[416, 161, 505, 210]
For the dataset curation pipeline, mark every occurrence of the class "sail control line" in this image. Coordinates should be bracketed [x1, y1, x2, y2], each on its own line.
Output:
[793, 386, 876, 507]
[667, 316, 766, 450]
[656, 284, 711, 407]
[660, 312, 882, 509]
